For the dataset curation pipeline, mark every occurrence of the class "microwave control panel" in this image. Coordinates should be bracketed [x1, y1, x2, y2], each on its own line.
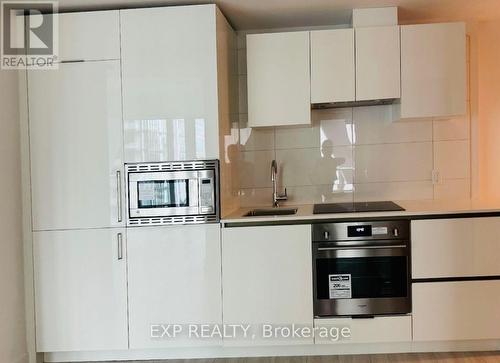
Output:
[200, 178, 214, 213]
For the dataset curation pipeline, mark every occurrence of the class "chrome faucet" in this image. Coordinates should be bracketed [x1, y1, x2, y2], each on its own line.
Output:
[271, 159, 287, 207]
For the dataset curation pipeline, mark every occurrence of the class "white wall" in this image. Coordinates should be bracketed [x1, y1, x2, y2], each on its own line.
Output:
[0, 69, 27, 363]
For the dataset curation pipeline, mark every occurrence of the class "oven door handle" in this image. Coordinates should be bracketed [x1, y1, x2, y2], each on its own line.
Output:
[317, 245, 407, 251]
[315, 245, 408, 258]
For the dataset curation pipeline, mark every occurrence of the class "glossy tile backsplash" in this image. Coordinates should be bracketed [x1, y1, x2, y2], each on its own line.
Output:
[237, 34, 471, 207]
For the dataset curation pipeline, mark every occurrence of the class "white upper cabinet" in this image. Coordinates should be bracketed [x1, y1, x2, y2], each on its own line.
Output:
[222, 225, 313, 346]
[127, 225, 222, 349]
[34, 229, 128, 352]
[120, 5, 220, 162]
[57, 11, 120, 62]
[247, 31, 311, 127]
[310, 29, 355, 104]
[400, 23, 466, 119]
[355, 26, 401, 101]
[29, 61, 124, 231]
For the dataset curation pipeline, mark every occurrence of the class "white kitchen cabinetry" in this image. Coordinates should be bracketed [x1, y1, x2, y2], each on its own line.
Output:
[310, 29, 355, 104]
[222, 225, 313, 346]
[314, 316, 411, 344]
[400, 23, 466, 119]
[29, 61, 124, 231]
[56, 10, 120, 62]
[412, 217, 500, 278]
[413, 281, 500, 341]
[247, 31, 311, 127]
[355, 26, 400, 101]
[127, 224, 222, 349]
[33, 229, 128, 352]
[120, 5, 220, 162]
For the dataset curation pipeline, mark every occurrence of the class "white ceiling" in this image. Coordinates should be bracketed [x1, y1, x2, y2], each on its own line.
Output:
[57, 0, 500, 30]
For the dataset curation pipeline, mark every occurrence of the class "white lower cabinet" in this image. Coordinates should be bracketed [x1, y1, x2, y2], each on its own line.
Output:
[314, 316, 412, 344]
[413, 281, 500, 341]
[412, 218, 500, 278]
[127, 224, 222, 349]
[221, 225, 313, 346]
[33, 229, 128, 352]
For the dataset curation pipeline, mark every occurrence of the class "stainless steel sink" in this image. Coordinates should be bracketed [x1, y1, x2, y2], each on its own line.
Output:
[244, 208, 298, 217]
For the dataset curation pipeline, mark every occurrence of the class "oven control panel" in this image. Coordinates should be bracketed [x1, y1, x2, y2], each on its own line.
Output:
[313, 220, 409, 242]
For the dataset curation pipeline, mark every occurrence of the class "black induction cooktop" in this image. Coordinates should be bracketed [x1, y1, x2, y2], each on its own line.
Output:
[313, 201, 405, 214]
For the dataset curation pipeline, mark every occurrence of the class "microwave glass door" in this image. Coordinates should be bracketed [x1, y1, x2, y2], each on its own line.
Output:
[137, 180, 189, 208]
[315, 255, 408, 300]
[128, 170, 199, 218]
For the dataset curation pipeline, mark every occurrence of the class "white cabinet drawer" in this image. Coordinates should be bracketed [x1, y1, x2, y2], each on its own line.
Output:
[413, 281, 500, 341]
[314, 316, 412, 344]
[412, 217, 500, 278]
[57, 11, 120, 61]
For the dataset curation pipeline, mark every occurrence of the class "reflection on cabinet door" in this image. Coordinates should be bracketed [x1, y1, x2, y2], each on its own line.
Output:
[222, 225, 313, 346]
[33, 229, 128, 352]
[127, 224, 222, 349]
[29, 61, 124, 231]
[120, 5, 219, 162]
[355, 26, 400, 101]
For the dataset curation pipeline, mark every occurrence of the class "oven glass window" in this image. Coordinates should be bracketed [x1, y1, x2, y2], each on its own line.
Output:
[316, 257, 407, 299]
[137, 180, 189, 208]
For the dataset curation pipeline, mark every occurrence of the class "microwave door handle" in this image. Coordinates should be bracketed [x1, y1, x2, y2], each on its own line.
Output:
[116, 170, 123, 223]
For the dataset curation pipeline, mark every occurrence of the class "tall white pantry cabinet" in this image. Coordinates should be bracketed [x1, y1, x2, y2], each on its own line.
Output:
[27, 5, 236, 354]
[28, 10, 128, 353]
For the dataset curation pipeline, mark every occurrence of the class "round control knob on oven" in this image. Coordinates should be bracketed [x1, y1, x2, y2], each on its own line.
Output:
[324, 231, 330, 240]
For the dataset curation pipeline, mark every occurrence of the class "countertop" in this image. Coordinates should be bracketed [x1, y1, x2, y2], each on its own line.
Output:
[221, 199, 500, 226]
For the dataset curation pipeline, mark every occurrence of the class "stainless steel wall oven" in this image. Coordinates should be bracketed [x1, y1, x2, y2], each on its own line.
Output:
[126, 160, 219, 226]
[312, 220, 411, 317]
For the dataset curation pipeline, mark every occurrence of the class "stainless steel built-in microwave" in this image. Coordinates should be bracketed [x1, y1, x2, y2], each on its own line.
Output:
[125, 160, 219, 226]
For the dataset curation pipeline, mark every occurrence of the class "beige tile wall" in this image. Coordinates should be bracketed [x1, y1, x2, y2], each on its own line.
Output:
[237, 34, 471, 207]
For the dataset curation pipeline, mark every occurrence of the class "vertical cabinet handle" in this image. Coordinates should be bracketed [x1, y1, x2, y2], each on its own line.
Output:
[117, 233, 123, 260]
[116, 170, 123, 223]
